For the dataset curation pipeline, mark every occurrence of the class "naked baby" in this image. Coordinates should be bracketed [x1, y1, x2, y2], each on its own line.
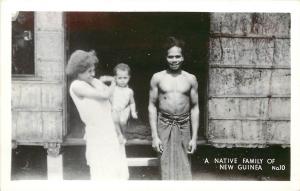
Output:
[110, 63, 138, 144]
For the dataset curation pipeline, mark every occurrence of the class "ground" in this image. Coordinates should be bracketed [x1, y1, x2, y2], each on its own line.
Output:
[11, 145, 289, 181]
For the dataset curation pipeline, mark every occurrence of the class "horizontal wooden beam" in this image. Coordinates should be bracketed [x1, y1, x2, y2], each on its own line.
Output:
[12, 79, 63, 84]
[12, 108, 63, 112]
[209, 118, 290, 121]
[210, 32, 290, 39]
[208, 139, 290, 148]
[12, 75, 43, 81]
[12, 141, 63, 147]
[209, 95, 290, 98]
[13, 139, 289, 148]
[209, 64, 290, 69]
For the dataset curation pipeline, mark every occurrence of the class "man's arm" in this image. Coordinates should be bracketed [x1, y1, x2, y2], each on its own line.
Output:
[188, 75, 199, 154]
[148, 74, 162, 153]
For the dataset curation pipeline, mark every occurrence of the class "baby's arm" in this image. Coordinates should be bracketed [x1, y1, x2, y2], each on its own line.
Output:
[129, 89, 138, 119]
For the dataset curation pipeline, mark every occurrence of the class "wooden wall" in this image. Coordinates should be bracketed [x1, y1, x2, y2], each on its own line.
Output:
[12, 12, 65, 145]
[208, 13, 290, 147]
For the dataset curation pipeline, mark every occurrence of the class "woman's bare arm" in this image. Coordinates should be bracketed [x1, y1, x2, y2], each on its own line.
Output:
[99, 75, 115, 83]
[72, 79, 113, 100]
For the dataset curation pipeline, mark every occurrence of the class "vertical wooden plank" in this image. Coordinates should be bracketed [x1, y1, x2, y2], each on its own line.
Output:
[35, 12, 65, 143]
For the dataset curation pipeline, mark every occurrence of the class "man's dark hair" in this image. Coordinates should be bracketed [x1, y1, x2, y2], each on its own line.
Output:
[163, 36, 185, 55]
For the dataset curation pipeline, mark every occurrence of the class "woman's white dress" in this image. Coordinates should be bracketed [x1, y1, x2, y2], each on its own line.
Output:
[69, 79, 129, 180]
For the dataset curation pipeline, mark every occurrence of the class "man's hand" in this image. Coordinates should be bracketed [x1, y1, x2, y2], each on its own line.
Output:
[152, 137, 163, 153]
[187, 139, 197, 154]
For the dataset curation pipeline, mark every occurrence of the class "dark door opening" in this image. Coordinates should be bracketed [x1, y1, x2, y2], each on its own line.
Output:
[65, 12, 210, 141]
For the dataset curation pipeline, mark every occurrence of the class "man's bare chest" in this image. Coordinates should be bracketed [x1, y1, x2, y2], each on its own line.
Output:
[158, 76, 191, 93]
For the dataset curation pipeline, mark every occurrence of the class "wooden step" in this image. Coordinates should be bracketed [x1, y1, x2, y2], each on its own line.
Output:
[127, 157, 159, 167]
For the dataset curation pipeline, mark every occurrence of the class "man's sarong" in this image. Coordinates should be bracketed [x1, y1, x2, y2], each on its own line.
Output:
[157, 111, 192, 180]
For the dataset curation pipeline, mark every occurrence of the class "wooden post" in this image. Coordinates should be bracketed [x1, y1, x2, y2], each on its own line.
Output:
[35, 12, 65, 180]
[44, 143, 63, 180]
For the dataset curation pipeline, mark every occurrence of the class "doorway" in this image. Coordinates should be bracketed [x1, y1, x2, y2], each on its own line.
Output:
[65, 12, 210, 140]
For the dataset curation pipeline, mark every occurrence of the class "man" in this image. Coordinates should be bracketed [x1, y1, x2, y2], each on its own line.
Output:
[148, 36, 199, 180]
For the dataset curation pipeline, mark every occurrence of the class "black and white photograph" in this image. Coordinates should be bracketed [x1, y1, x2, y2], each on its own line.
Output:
[1, 0, 300, 191]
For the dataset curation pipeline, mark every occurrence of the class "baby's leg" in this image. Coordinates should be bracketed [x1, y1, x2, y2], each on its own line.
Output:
[119, 107, 130, 134]
[112, 110, 125, 144]
[112, 110, 120, 130]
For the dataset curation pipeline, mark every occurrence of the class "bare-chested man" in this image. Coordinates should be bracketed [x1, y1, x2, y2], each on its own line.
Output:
[148, 37, 199, 180]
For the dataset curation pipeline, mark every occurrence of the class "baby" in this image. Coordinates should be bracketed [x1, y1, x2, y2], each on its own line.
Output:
[110, 63, 138, 144]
